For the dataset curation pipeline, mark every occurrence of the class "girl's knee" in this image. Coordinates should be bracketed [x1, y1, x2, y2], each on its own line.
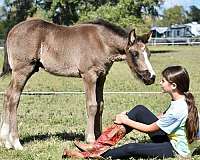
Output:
[127, 105, 150, 120]
[129, 105, 147, 114]
[134, 105, 147, 111]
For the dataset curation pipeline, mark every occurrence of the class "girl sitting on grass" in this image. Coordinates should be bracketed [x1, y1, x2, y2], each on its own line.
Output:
[63, 65, 199, 159]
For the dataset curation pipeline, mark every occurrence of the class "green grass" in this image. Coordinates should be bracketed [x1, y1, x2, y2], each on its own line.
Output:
[0, 45, 200, 159]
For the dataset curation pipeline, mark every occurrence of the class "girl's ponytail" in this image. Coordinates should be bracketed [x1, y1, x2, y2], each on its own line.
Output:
[185, 92, 199, 144]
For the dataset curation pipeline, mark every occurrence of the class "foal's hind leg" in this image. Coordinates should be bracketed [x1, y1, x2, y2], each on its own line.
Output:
[0, 65, 35, 150]
[94, 76, 106, 138]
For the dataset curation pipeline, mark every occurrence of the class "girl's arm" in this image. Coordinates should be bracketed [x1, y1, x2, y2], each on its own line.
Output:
[115, 112, 160, 133]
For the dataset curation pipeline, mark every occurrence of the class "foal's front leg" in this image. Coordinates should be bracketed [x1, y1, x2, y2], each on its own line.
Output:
[82, 71, 98, 144]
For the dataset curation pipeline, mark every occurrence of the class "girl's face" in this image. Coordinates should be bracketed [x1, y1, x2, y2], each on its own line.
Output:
[160, 77, 174, 93]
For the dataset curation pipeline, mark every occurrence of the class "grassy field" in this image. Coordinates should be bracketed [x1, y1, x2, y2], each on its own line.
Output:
[0, 45, 200, 159]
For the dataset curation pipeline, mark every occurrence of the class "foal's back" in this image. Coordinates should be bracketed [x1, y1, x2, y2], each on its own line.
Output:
[6, 19, 114, 77]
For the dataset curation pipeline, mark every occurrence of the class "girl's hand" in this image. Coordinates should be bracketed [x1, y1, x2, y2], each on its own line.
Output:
[114, 112, 129, 124]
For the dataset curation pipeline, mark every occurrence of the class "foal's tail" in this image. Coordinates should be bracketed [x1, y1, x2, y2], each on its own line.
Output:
[0, 34, 11, 78]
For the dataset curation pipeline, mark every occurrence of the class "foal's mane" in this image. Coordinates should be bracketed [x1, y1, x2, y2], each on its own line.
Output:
[85, 19, 129, 38]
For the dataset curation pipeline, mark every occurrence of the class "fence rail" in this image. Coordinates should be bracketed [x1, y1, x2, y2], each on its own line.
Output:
[0, 91, 163, 95]
[0, 91, 200, 95]
[149, 37, 200, 45]
[0, 37, 200, 50]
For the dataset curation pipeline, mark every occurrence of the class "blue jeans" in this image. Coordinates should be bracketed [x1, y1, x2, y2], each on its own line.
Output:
[101, 105, 175, 159]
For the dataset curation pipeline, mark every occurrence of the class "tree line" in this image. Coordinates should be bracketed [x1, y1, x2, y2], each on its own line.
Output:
[0, 0, 199, 38]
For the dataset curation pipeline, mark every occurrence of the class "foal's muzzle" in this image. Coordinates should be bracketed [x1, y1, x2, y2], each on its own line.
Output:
[137, 70, 156, 85]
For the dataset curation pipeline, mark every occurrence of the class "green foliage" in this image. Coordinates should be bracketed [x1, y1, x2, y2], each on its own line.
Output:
[157, 5, 186, 26]
[79, 0, 160, 33]
[0, 0, 161, 36]
[1, 0, 199, 37]
[39, 0, 118, 25]
[42, 0, 79, 25]
[186, 5, 200, 24]
[0, 0, 199, 33]
[0, 0, 37, 38]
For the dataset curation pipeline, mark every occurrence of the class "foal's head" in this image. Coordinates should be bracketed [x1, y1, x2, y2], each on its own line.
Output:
[125, 29, 155, 85]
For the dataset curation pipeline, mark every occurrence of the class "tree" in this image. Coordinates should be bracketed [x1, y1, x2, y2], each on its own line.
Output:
[39, 0, 120, 25]
[0, 0, 37, 37]
[160, 5, 186, 26]
[35, 0, 162, 31]
[79, 0, 161, 33]
[186, 5, 200, 23]
[0, 0, 162, 36]
[39, 0, 79, 25]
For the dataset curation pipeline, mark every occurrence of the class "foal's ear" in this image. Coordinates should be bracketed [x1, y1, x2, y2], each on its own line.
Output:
[141, 30, 152, 43]
[128, 29, 136, 45]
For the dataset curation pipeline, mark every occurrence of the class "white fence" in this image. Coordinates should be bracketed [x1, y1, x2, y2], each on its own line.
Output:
[0, 91, 200, 96]
[0, 37, 200, 50]
[0, 91, 164, 95]
[149, 37, 200, 45]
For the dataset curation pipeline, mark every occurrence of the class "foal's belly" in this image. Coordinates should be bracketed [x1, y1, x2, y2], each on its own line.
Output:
[43, 63, 81, 77]
[39, 43, 81, 77]
[41, 55, 80, 77]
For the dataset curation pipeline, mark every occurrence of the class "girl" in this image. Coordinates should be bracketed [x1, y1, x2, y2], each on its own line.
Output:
[63, 65, 199, 159]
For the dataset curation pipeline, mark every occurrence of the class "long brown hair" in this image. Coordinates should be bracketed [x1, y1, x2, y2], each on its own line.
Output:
[162, 65, 199, 144]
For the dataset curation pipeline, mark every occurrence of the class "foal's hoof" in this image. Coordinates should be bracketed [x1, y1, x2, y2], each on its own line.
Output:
[12, 140, 23, 150]
[5, 141, 13, 149]
[6, 138, 23, 150]
[86, 135, 95, 144]
[13, 143, 23, 150]
[0, 138, 13, 149]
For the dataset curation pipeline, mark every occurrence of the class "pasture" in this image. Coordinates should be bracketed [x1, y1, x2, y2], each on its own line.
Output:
[0, 45, 200, 159]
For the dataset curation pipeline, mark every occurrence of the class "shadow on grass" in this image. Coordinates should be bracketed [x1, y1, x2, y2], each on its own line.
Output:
[21, 131, 85, 144]
[151, 50, 177, 54]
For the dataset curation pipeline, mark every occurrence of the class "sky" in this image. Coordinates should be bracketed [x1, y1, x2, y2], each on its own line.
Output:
[0, 0, 3, 6]
[160, 0, 200, 11]
[0, 0, 200, 10]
